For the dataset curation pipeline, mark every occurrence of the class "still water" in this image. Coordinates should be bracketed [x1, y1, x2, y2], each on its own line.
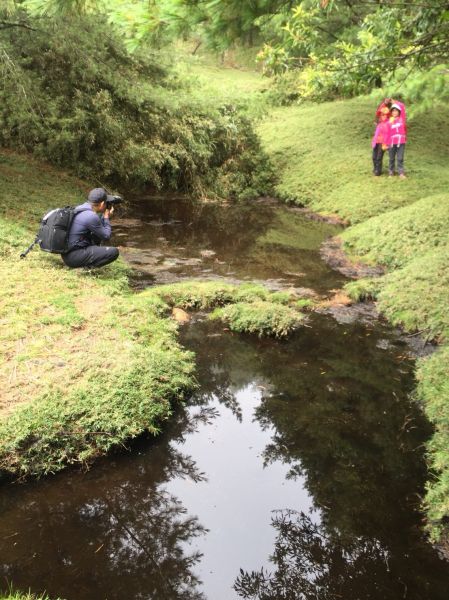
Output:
[1, 198, 448, 599]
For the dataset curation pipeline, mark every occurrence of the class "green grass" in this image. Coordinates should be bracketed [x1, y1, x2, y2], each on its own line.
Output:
[416, 346, 449, 540]
[344, 277, 383, 302]
[174, 48, 270, 119]
[377, 244, 449, 343]
[210, 300, 304, 338]
[342, 194, 449, 268]
[0, 150, 308, 476]
[257, 93, 449, 539]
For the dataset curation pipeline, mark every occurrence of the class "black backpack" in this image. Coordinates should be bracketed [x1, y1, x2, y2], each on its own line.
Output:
[20, 206, 89, 258]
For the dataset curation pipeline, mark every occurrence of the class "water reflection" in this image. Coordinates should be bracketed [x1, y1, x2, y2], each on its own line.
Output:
[1, 314, 449, 599]
[2, 195, 449, 598]
[234, 509, 449, 600]
[179, 317, 449, 599]
[0, 408, 214, 600]
[114, 197, 343, 293]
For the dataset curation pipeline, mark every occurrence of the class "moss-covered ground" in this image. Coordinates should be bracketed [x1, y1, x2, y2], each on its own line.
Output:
[258, 97, 449, 539]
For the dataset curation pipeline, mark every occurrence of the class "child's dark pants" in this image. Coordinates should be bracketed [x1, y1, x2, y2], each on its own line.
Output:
[388, 144, 405, 175]
[372, 144, 385, 176]
[62, 245, 119, 269]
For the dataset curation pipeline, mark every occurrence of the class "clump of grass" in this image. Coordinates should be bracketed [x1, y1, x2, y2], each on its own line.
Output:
[210, 301, 304, 338]
[296, 298, 314, 309]
[147, 280, 296, 311]
[344, 277, 383, 302]
[148, 281, 238, 310]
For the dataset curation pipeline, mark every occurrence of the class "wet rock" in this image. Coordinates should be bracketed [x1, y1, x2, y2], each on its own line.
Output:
[178, 258, 202, 266]
[283, 271, 305, 278]
[376, 339, 393, 350]
[318, 302, 379, 325]
[172, 307, 190, 323]
[115, 218, 144, 227]
[200, 250, 217, 258]
[292, 287, 319, 299]
[289, 207, 348, 226]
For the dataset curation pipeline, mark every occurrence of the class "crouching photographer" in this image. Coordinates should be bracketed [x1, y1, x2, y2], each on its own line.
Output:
[63, 188, 121, 269]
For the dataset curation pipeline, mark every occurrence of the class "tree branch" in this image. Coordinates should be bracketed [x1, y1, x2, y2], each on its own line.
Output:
[0, 20, 37, 32]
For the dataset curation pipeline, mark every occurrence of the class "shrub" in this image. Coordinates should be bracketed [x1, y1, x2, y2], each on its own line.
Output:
[0, 17, 273, 200]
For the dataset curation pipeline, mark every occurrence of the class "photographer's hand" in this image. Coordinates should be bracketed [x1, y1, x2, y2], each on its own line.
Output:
[104, 206, 114, 219]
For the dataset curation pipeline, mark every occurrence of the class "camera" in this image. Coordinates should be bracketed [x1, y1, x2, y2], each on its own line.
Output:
[105, 194, 123, 209]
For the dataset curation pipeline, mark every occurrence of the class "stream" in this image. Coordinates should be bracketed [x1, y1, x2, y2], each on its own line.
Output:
[1, 197, 449, 599]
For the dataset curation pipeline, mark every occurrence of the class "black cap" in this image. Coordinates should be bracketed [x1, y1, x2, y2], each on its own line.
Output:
[87, 188, 114, 204]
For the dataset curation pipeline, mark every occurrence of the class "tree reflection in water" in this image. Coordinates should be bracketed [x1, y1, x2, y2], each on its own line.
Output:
[181, 318, 449, 599]
[234, 509, 448, 600]
[0, 408, 216, 600]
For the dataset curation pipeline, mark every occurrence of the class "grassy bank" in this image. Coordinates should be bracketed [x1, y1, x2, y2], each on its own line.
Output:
[0, 150, 197, 476]
[258, 96, 449, 539]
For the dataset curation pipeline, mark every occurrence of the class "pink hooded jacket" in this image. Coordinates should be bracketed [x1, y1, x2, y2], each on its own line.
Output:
[371, 120, 390, 148]
[387, 111, 407, 146]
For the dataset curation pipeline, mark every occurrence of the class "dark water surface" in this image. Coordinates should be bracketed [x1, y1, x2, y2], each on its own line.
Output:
[1, 198, 449, 599]
[112, 196, 344, 294]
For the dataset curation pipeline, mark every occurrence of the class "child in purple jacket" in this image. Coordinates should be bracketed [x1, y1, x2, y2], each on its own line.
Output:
[371, 106, 390, 176]
[387, 104, 407, 178]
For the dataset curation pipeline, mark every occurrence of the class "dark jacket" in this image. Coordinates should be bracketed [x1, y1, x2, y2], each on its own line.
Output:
[67, 202, 112, 250]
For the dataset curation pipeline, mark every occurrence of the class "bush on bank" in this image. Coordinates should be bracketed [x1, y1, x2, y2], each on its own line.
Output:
[0, 17, 272, 200]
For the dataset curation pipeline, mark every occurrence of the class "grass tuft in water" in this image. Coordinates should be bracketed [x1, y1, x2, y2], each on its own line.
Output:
[210, 301, 304, 338]
[0, 587, 63, 600]
[146, 281, 304, 311]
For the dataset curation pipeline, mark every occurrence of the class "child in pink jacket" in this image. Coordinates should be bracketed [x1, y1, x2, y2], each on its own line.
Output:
[387, 103, 407, 178]
[371, 106, 390, 176]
